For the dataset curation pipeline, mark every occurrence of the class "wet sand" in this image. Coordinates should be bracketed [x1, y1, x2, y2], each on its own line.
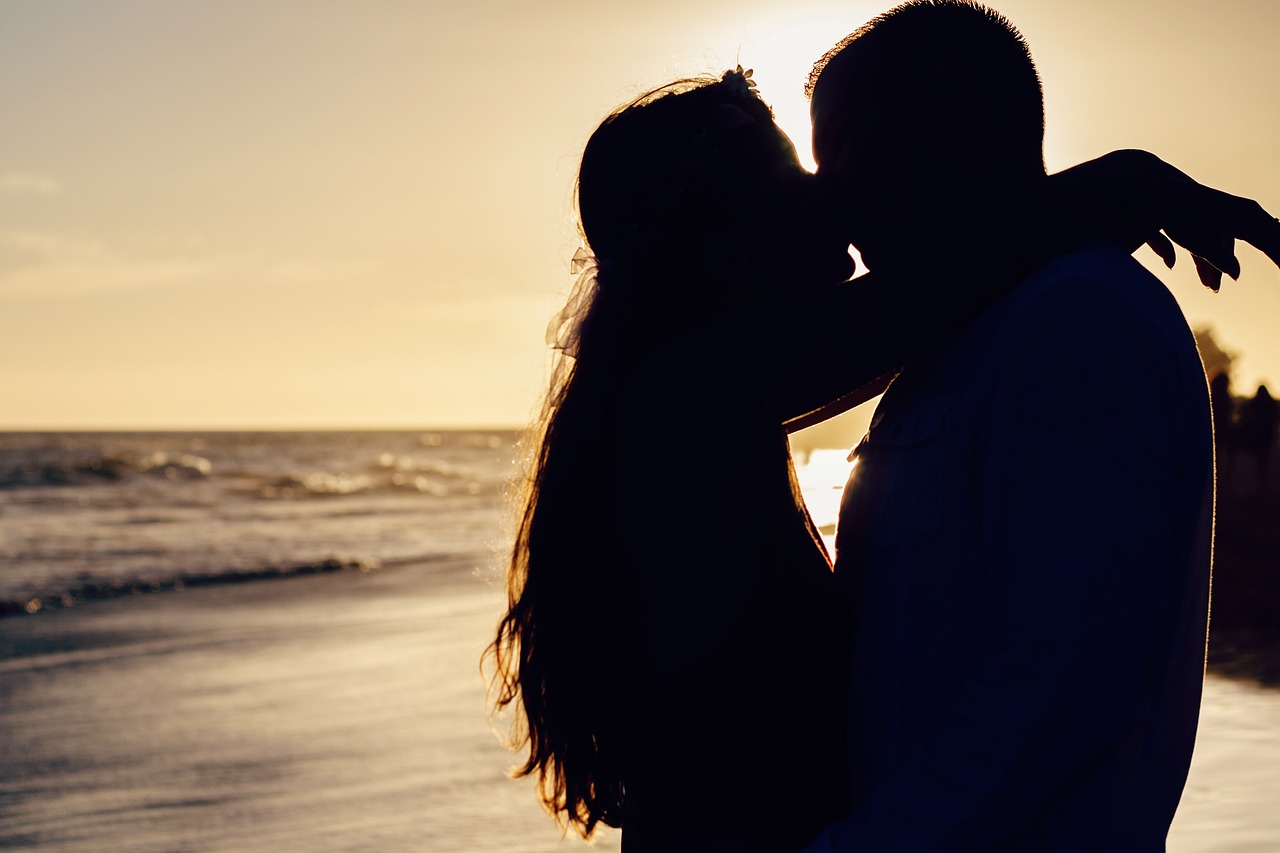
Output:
[0, 561, 617, 852]
[0, 562, 1274, 851]
[1171, 675, 1280, 851]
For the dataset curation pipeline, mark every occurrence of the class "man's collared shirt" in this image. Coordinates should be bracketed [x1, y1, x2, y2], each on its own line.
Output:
[820, 244, 1214, 851]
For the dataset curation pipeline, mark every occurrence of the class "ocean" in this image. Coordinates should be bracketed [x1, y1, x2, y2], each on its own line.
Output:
[0, 431, 1276, 850]
[0, 430, 519, 614]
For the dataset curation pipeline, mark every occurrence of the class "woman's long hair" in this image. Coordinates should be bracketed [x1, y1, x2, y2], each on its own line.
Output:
[485, 73, 781, 837]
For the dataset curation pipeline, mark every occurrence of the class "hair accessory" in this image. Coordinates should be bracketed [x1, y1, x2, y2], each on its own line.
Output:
[568, 246, 594, 276]
[720, 65, 758, 99]
[546, 247, 598, 357]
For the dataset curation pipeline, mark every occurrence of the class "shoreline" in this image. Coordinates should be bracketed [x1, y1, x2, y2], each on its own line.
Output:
[0, 560, 1276, 850]
[6, 548, 1278, 690]
[0, 555, 606, 852]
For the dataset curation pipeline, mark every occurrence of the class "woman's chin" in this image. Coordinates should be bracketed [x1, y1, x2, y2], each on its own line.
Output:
[833, 252, 857, 282]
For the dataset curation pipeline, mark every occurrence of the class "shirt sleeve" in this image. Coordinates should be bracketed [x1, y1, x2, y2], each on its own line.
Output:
[806, 277, 1196, 851]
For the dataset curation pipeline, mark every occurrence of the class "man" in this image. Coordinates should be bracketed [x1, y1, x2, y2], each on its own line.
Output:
[804, 2, 1215, 849]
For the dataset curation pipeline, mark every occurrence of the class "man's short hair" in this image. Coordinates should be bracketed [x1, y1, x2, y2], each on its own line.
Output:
[807, 0, 1045, 170]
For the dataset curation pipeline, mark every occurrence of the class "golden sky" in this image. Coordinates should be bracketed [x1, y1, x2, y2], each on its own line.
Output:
[1, 0, 1277, 429]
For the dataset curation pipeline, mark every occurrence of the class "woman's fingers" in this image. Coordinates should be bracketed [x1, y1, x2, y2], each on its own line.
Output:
[1196, 235, 1241, 281]
[1146, 232, 1177, 269]
[1232, 197, 1280, 270]
[1192, 253, 1224, 292]
[1156, 180, 1280, 290]
[1165, 223, 1238, 290]
[1193, 189, 1278, 273]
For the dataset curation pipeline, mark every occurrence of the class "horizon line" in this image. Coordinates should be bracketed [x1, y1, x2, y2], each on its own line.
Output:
[0, 424, 528, 433]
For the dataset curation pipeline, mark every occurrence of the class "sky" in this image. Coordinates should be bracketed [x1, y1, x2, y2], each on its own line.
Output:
[1, 0, 1278, 429]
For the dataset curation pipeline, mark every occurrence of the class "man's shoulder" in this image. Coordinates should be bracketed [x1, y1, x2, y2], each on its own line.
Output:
[888, 246, 1200, 415]
[984, 245, 1211, 428]
[930, 243, 1198, 382]
[1027, 242, 1157, 286]
[1009, 244, 1189, 342]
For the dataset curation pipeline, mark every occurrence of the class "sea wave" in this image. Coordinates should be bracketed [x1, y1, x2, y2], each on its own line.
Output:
[0, 556, 382, 618]
[0, 447, 492, 500]
[249, 469, 488, 499]
[0, 450, 213, 489]
[0, 430, 518, 615]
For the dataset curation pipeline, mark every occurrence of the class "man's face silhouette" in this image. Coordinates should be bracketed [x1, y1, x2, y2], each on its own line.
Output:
[811, 45, 959, 271]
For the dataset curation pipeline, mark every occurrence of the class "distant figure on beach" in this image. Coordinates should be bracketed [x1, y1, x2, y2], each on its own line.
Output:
[1235, 384, 1280, 490]
[485, 33, 1280, 852]
[802, 2, 1272, 849]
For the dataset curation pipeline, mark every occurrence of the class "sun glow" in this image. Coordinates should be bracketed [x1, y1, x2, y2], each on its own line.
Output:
[746, 14, 884, 172]
[2, 1, 1277, 429]
[666, 5, 882, 172]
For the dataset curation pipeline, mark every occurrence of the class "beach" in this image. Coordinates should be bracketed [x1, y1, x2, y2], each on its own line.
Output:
[0, 558, 620, 852]
[0, 557, 1275, 851]
[2, 430, 1278, 850]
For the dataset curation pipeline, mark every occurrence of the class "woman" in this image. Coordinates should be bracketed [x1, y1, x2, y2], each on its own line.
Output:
[487, 69, 1277, 851]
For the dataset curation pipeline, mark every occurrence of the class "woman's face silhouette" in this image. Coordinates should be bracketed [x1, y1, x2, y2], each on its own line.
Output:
[730, 124, 856, 296]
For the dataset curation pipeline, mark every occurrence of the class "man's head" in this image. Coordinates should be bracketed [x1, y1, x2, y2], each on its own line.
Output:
[808, 1, 1045, 268]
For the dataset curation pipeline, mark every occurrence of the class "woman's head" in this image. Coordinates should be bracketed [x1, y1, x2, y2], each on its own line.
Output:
[576, 71, 852, 326]
[487, 70, 850, 840]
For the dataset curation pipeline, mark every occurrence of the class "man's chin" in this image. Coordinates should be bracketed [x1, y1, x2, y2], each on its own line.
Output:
[797, 253, 856, 290]
[853, 236, 910, 273]
[854, 245, 880, 272]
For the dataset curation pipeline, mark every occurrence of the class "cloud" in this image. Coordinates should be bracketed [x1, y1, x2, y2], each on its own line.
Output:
[0, 229, 383, 299]
[0, 172, 61, 195]
[0, 229, 215, 297]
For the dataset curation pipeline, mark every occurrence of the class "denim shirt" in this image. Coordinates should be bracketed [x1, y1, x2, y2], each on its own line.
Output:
[811, 245, 1214, 852]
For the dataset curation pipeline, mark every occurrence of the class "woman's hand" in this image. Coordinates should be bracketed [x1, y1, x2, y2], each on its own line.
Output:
[1138, 164, 1280, 292]
[1059, 149, 1280, 292]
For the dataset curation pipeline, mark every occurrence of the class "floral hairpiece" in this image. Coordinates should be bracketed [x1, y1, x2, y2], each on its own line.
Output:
[720, 65, 758, 99]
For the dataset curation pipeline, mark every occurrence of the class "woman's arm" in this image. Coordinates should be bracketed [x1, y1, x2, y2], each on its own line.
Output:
[773, 151, 1280, 427]
[783, 371, 896, 434]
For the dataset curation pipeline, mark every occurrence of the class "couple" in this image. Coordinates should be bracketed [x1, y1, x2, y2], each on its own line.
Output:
[490, 2, 1280, 850]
